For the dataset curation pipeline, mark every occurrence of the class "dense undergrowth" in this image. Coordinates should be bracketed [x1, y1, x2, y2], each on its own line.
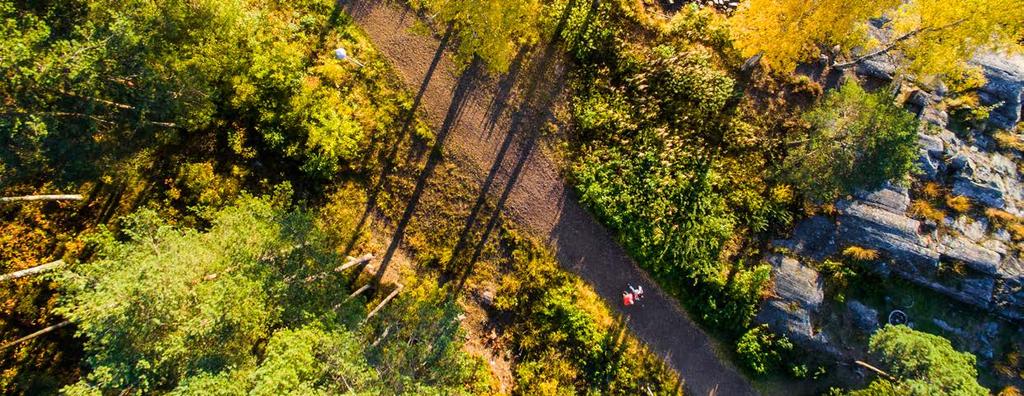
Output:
[558, 0, 792, 342]
[0, 0, 681, 394]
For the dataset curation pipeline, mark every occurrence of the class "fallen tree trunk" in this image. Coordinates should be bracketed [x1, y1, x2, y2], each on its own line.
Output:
[365, 284, 403, 321]
[336, 253, 374, 272]
[345, 284, 372, 303]
[0, 260, 65, 282]
[0, 320, 71, 351]
[0, 195, 83, 202]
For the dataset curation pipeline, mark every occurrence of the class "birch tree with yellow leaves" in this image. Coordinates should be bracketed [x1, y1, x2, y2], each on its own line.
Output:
[732, 0, 1024, 80]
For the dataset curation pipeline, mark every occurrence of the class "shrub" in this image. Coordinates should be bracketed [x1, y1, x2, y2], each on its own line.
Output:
[945, 195, 972, 213]
[736, 325, 793, 375]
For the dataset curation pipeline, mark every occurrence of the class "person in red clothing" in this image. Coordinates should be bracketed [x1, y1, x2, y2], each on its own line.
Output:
[622, 291, 634, 306]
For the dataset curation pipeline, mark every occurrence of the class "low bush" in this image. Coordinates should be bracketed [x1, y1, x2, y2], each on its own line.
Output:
[736, 325, 793, 375]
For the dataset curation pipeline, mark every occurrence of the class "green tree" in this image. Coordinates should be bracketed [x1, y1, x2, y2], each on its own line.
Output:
[846, 325, 987, 396]
[0, 0, 246, 188]
[784, 82, 919, 202]
[171, 326, 380, 396]
[56, 197, 326, 393]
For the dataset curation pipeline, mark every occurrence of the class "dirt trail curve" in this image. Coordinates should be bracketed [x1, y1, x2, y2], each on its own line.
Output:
[342, 1, 757, 394]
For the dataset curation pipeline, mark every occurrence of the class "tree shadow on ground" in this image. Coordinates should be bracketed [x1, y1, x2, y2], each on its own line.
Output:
[443, 0, 577, 299]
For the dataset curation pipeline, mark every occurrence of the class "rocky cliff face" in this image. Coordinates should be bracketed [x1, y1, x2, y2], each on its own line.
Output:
[758, 53, 1024, 360]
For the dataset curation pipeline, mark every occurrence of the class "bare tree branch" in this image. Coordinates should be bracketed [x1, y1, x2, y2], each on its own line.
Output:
[834, 18, 968, 70]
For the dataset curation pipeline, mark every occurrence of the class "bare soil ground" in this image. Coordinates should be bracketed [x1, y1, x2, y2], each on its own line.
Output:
[341, 1, 758, 394]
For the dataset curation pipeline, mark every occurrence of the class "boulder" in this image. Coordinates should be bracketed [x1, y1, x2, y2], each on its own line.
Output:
[973, 53, 1024, 130]
[950, 216, 988, 242]
[951, 151, 1009, 209]
[856, 185, 911, 213]
[856, 57, 897, 81]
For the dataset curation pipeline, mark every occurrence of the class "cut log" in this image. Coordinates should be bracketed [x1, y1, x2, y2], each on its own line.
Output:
[365, 283, 403, 321]
[0, 320, 71, 351]
[0, 195, 83, 202]
[0, 260, 65, 282]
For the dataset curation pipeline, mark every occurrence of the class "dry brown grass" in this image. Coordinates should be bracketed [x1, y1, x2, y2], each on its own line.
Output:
[945, 195, 972, 213]
[999, 386, 1023, 396]
[1009, 223, 1024, 242]
[910, 200, 946, 223]
[921, 182, 943, 199]
[986, 208, 1019, 225]
[994, 131, 1024, 152]
[842, 246, 880, 261]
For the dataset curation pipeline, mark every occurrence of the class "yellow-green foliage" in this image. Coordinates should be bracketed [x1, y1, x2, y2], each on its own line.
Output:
[910, 200, 946, 223]
[891, 0, 1024, 79]
[731, 0, 898, 72]
[732, 0, 1024, 77]
[406, 0, 543, 72]
[843, 246, 880, 261]
[945, 195, 972, 213]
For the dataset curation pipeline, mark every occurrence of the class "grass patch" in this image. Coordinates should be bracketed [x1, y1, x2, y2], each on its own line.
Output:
[910, 200, 946, 223]
[946, 195, 973, 214]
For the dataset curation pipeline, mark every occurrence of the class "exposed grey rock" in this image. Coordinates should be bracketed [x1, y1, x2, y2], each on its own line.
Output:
[856, 58, 897, 81]
[757, 255, 837, 353]
[773, 216, 837, 262]
[951, 216, 989, 242]
[908, 90, 937, 109]
[939, 234, 1002, 275]
[982, 239, 1008, 255]
[836, 198, 939, 268]
[932, 318, 967, 338]
[857, 185, 911, 213]
[973, 53, 1024, 130]
[847, 300, 879, 331]
[994, 228, 1013, 242]
[917, 150, 941, 180]
[957, 277, 996, 308]
[918, 132, 945, 156]
[948, 147, 1023, 211]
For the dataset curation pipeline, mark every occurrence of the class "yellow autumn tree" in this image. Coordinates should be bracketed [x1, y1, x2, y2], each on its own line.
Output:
[730, 0, 898, 72]
[854, 0, 1024, 79]
[733, 0, 1024, 79]
[408, 0, 543, 73]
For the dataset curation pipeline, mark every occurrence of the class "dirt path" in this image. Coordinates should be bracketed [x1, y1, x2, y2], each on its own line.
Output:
[342, 1, 757, 394]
